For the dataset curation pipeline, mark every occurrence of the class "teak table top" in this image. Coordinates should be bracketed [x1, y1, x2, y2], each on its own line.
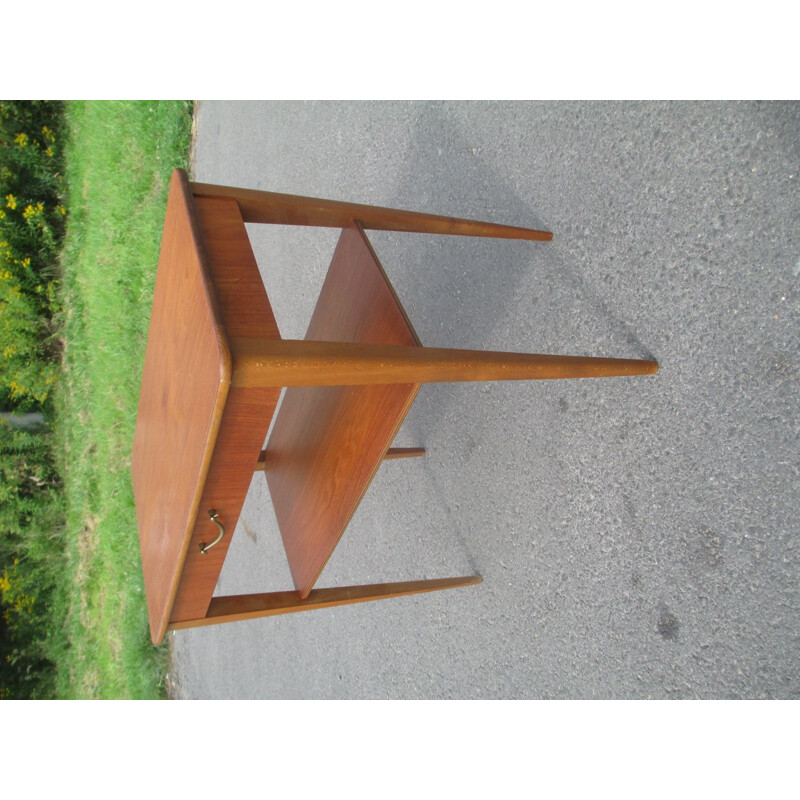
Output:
[131, 172, 233, 644]
[132, 169, 657, 644]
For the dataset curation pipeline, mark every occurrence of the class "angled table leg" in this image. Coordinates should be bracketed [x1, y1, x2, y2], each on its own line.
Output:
[384, 447, 426, 460]
[191, 181, 553, 241]
[232, 338, 659, 388]
[256, 446, 426, 469]
[168, 575, 482, 632]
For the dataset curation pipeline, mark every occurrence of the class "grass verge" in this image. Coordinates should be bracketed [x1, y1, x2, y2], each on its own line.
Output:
[53, 101, 193, 697]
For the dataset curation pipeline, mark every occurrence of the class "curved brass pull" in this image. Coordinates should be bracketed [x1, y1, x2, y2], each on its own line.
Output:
[199, 510, 225, 554]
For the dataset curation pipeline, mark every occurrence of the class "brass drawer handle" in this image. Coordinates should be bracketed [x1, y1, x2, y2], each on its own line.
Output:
[199, 510, 225, 554]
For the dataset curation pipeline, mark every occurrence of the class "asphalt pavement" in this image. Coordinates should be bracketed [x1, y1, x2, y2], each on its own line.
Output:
[169, 101, 799, 699]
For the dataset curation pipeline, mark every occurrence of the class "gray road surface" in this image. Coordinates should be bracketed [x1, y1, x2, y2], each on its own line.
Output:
[169, 101, 799, 699]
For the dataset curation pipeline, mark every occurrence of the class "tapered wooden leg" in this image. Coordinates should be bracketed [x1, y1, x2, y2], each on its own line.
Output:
[190, 177, 552, 241]
[255, 446, 426, 471]
[385, 447, 426, 460]
[231, 338, 659, 388]
[167, 575, 482, 632]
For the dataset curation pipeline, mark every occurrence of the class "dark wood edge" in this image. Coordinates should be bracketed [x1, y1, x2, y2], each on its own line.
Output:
[355, 222, 422, 347]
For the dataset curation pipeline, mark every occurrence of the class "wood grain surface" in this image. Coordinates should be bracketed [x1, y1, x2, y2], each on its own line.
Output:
[131, 171, 231, 645]
[231, 339, 659, 386]
[265, 224, 422, 599]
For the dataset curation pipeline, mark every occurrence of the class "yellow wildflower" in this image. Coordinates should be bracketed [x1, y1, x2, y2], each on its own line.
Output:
[14, 132, 28, 147]
[56, 205, 66, 215]
[0, 209, 4, 218]
[23, 205, 35, 219]
[45, 146, 54, 157]
[21, 257, 31, 267]
[5, 194, 17, 209]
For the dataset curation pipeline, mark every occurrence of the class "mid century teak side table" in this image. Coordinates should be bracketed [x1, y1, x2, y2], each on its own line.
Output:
[131, 169, 657, 644]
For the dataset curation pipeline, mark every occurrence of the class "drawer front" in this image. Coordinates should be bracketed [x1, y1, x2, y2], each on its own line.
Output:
[169, 385, 280, 626]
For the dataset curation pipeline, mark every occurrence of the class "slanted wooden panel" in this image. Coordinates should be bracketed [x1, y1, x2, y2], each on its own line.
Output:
[265, 224, 421, 598]
[132, 170, 231, 645]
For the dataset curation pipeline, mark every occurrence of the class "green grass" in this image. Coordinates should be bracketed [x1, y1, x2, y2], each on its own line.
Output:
[52, 101, 193, 697]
